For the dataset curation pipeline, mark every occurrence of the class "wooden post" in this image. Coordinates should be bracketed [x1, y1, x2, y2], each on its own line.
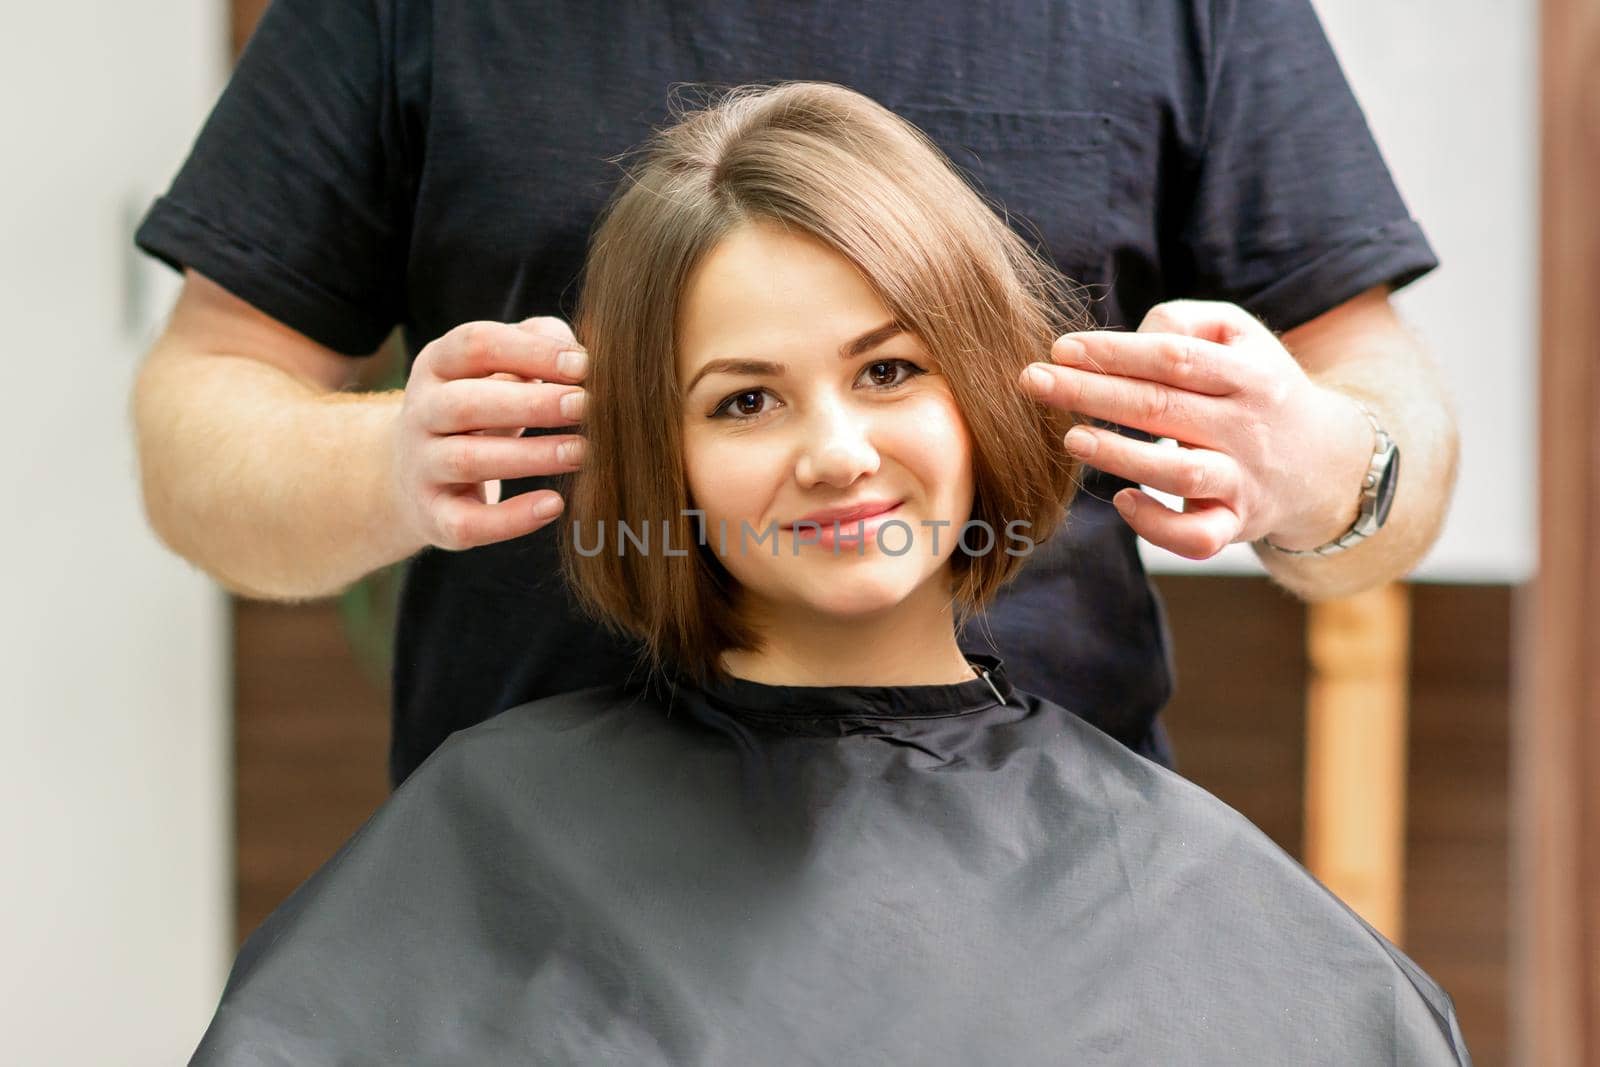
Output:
[1303, 582, 1411, 944]
[1518, 0, 1600, 1060]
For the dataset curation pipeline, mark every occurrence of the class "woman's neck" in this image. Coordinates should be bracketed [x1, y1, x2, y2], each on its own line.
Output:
[718, 578, 976, 687]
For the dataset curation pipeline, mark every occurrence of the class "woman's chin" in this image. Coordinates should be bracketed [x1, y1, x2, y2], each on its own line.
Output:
[781, 569, 933, 621]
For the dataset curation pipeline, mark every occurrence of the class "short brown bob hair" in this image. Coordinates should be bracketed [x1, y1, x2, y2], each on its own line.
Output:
[561, 81, 1091, 684]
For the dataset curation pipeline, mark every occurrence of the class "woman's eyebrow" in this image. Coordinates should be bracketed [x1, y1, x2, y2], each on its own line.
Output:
[684, 320, 907, 393]
[841, 319, 905, 358]
[684, 358, 786, 394]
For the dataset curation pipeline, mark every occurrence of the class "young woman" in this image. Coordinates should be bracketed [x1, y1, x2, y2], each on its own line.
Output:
[191, 83, 1468, 1065]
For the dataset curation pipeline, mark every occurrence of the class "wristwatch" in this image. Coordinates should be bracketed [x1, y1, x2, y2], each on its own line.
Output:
[1257, 399, 1400, 557]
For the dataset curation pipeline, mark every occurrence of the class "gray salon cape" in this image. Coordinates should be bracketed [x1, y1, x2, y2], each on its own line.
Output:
[191, 655, 1470, 1065]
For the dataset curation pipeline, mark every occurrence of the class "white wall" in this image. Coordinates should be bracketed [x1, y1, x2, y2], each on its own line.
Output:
[1142, 0, 1538, 583]
[0, 3, 231, 1063]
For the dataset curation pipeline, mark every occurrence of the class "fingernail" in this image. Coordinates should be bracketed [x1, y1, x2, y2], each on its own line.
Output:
[1063, 427, 1095, 456]
[1023, 364, 1053, 393]
[557, 348, 589, 378]
[1053, 337, 1086, 364]
[1114, 492, 1136, 518]
[558, 438, 587, 465]
[559, 389, 586, 420]
[532, 494, 563, 519]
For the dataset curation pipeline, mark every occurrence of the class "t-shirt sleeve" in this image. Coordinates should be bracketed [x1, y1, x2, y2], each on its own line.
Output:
[134, 0, 407, 355]
[1178, 0, 1440, 332]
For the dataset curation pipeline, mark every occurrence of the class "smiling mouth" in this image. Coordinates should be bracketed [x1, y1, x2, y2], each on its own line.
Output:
[783, 500, 904, 529]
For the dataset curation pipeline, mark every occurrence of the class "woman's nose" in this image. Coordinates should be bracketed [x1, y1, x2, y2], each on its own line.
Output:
[794, 403, 881, 488]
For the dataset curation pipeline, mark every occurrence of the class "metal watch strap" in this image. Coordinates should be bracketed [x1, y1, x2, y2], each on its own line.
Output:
[1257, 400, 1392, 558]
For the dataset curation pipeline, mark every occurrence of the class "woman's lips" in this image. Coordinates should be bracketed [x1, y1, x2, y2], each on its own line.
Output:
[784, 501, 906, 551]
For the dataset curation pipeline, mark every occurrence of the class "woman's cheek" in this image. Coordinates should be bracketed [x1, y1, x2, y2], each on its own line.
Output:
[887, 392, 974, 484]
[685, 434, 778, 529]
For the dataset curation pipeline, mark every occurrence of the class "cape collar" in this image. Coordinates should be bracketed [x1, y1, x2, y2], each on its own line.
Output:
[657, 653, 1014, 739]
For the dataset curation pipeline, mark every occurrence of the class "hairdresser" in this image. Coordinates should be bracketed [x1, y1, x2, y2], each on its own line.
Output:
[131, 0, 1457, 784]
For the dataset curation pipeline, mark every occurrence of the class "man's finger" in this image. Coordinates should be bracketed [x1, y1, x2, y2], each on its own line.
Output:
[1136, 298, 1274, 345]
[1112, 489, 1242, 561]
[470, 372, 536, 438]
[516, 314, 578, 346]
[425, 433, 586, 486]
[1051, 331, 1244, 396]
[430, 320, 589, 384]
[432, 486, 566, 551]
[1020, 362, 1221, 446]
[1063, 426, 1238, 505]
[427, 377, 585, 436]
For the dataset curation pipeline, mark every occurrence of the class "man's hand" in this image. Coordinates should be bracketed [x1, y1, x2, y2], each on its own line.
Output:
[391, 316, 590, 552]
[1018, 299, 1375, 561]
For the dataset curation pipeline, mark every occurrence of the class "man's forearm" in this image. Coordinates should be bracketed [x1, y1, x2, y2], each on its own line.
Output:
[1253, 332, 1460, 601]
[132, 344, 425, 601]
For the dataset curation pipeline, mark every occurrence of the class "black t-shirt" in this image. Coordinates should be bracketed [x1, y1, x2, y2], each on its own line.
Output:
[136, 0, 1438, 786]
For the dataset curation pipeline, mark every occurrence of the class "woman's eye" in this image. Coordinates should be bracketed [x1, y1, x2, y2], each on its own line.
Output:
[859, 358, 926, 389]
[709, 360, 923, 420]
[711, 388, 776, 420]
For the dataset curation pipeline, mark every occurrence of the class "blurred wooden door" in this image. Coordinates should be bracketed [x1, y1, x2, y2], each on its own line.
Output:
[1518, 0, 1600, 1062]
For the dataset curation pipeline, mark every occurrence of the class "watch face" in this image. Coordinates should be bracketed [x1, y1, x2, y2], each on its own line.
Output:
[1374, 447, 1400, 527]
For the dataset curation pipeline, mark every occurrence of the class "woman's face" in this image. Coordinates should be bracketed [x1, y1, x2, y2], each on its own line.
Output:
[677, 220, 975, 621]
